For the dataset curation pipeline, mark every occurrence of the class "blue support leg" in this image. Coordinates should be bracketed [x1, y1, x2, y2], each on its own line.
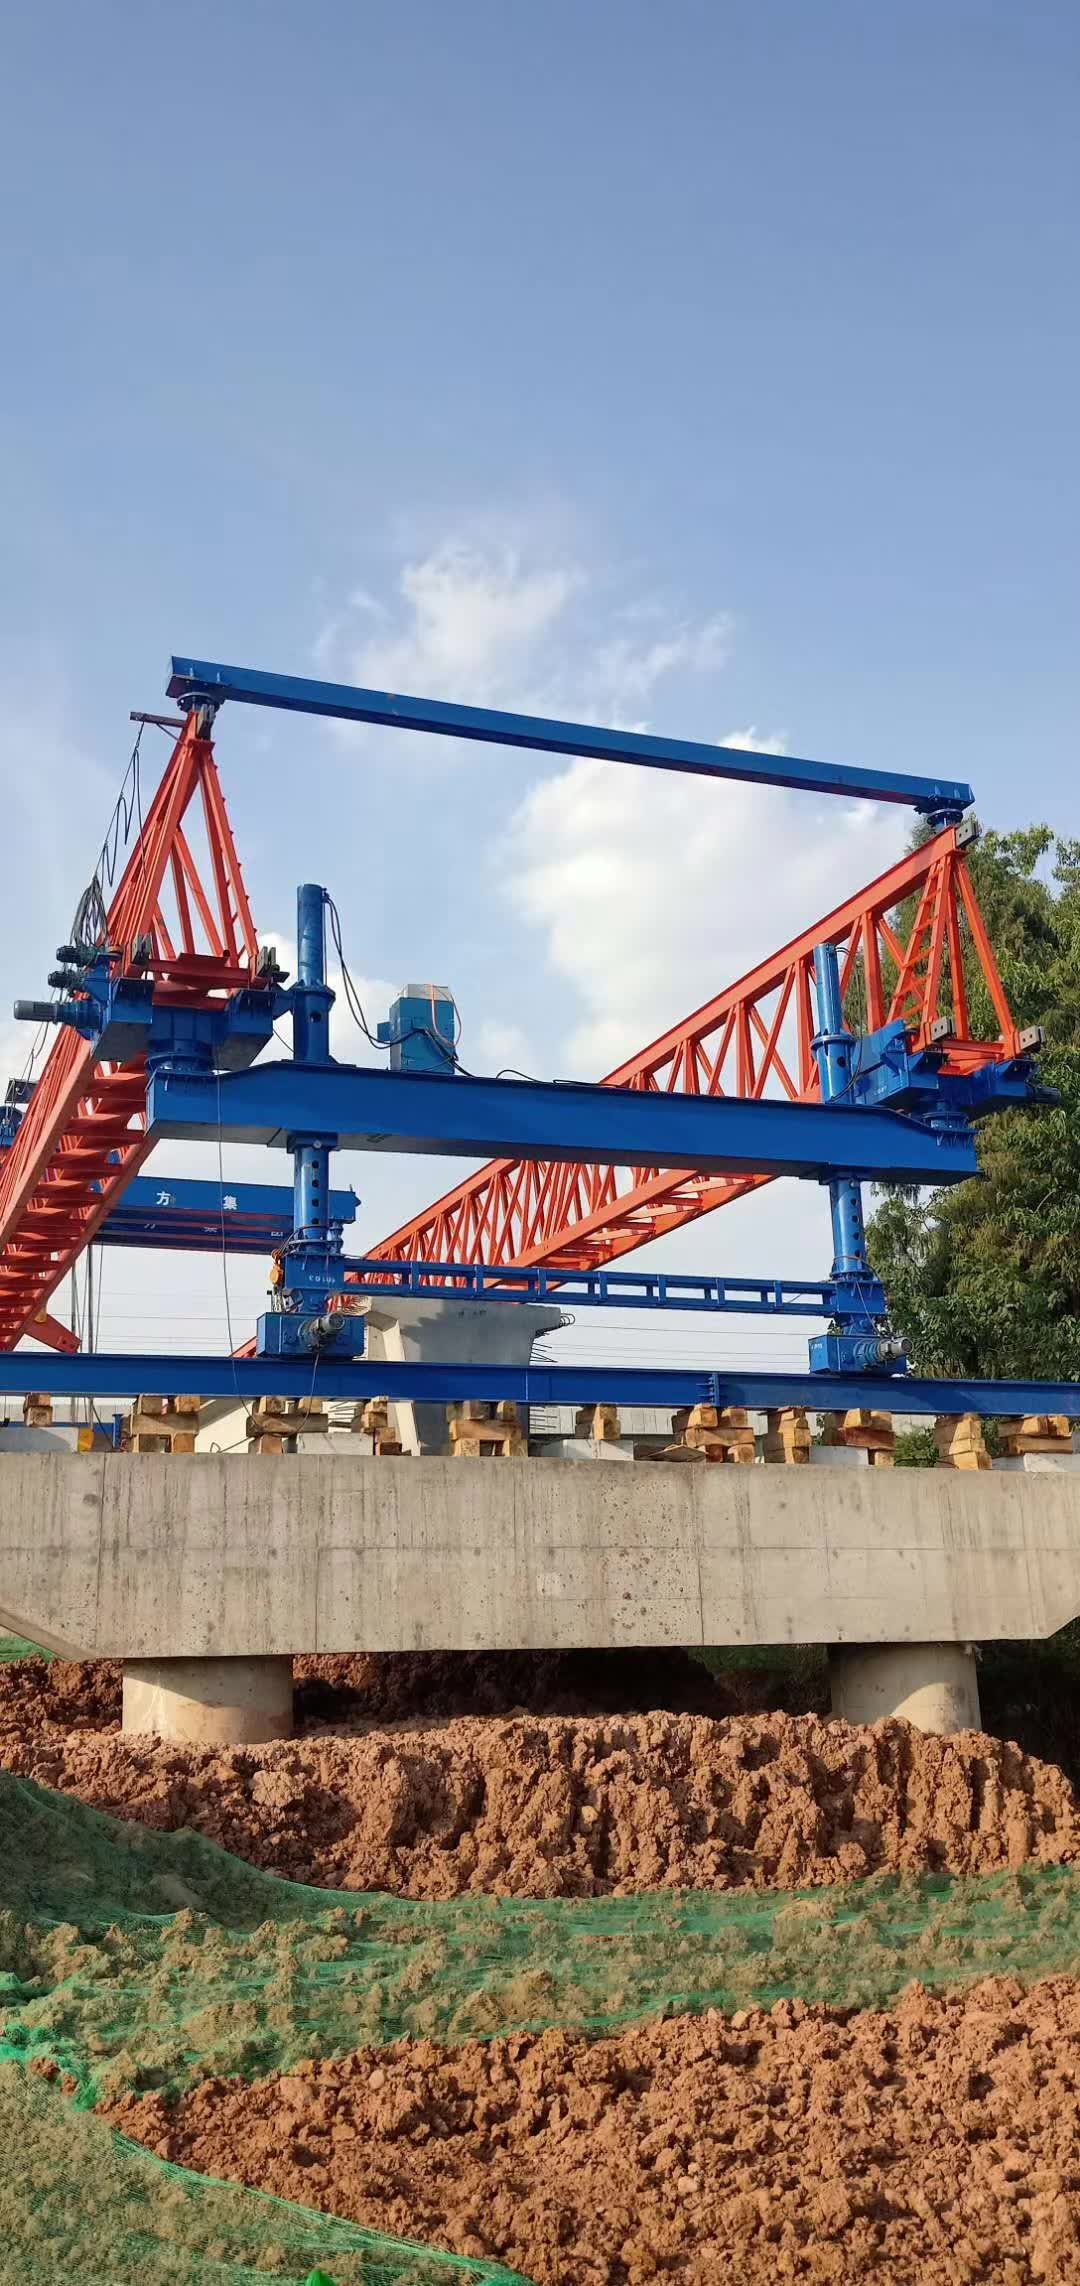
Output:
[810, 943, 905, 1375]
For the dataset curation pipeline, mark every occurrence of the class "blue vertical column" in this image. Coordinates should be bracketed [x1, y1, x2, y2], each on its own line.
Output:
[290, 883, 336, 1246]
[811, 942, 870, 1285]
[809, 943, 900, 1372]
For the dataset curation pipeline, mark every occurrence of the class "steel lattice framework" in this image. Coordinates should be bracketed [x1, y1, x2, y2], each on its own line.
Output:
[367, 824, 1019, 1277]
[0, 716, 259, 1351]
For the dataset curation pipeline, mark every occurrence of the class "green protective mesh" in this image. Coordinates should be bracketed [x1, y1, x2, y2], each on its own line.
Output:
[6, 1770, 1080, 2282]
[5, 1771, 1080, 2114]
[0, 1633, 51, 1663]
[2, 2061, 529, 2284]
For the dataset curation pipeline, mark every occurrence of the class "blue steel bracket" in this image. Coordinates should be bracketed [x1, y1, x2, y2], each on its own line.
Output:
[1, 1347, 1078, 1421]
[166, 658, 974, 820]
[847, 1022, 1054, 1122]
[145, 1058, 981, 1184]
[13, 962, 283, 1073]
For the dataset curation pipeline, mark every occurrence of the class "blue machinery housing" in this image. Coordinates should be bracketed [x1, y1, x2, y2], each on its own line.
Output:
[97, 1177, 359, 1254]
[7, 654, 1070, 1422]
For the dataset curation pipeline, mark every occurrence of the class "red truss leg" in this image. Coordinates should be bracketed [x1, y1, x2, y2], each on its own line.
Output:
[366, 825, 1020, 1278]
[0, 715, 261, 1350]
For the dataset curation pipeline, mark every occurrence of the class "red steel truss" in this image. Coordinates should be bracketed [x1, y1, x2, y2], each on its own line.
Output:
[0, 716, 260, 1351]
[368, 826, 1020, 1277]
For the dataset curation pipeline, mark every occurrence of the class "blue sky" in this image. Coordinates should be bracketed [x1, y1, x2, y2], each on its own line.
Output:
[1, 0, 1078, 1364]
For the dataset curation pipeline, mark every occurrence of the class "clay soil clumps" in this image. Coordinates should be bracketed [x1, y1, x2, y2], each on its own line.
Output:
[1, 1693, 1078, 1899]
[108, 1974, 1080, 2284]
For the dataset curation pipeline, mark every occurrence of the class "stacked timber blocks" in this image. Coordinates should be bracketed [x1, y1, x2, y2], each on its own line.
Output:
[127, 1394, 201, 1454]
[998, 1413, 1074, 1456]
[933, 1414, 991, 1470]
[639, 1405, 757, 1464]
[246, 1396, 328, 1456]
[821, 1409, 896, 1467]
[760, 1406, 812, 1464]
[22, 1393, 53, 1429]
[355, 1397, 403, 1456]
[574, 1404, 623, 1443]
[447, 1400, 527, 1458]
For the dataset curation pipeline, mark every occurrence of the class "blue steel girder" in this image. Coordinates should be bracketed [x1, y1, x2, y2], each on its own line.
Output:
[145, 1058, 979, 1185]
[166, 658, 973, 819]
[343, 1258, 839, 1316]
[98, 1176, 358, 1253]
[0, 1349, 1077, 1420]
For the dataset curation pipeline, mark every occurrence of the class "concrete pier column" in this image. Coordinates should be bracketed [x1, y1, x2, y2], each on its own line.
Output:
[828, 1642, 980, 1734]
[122, 1656, 294, 1744]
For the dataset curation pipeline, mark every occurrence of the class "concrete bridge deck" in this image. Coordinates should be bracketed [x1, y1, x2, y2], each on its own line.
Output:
[2, 1451, 1080, 1740]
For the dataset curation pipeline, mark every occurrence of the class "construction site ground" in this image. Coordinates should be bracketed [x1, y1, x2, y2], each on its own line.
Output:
[7, 1643, 1080, 2283]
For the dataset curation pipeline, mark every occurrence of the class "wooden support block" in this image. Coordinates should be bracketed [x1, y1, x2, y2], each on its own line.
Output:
[130, 1432, 171, 1454]
[671, 1404, 755, 1463]
[822, 1409, 896, 1454]
[451, 1423, 527, 1457]
[447, 1399, 493, 1425]
[169, 1431, 196, 1454]
[173, 1393, 202, 1418]
[934, 1414, 990, 1470]
[375, 1438, 404, 1458]
[574, 1404, 622, 1441]
[251, 1433, 294, 1456]
[761, 1407, 812, 1464]
[635, 1441, 706, 1463]
[998, 1414, 1073, 1455]
[248, 1399, 328, 1435]
[22, 1393, 53, 1428]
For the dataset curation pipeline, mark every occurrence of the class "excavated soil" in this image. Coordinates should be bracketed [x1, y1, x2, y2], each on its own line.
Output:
[107, 1974, 1080, 2284]
[2, 1693, 1079, 1897]
[0, 1648, 788, 1735]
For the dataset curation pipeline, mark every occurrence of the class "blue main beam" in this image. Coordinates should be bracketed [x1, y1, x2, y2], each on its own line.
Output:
[345, 1257, 837, 1316]
[167, 657, 973, 819]
[0, 1350, 1076, 1420]
[146, 1059, 978, 1185]
[98, 1176, 358, 1253]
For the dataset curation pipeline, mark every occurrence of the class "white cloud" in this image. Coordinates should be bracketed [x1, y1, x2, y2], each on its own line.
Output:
[589, 616, 733, 708]
[503, 739, 903, 1078]
[317, 543, 583, 706]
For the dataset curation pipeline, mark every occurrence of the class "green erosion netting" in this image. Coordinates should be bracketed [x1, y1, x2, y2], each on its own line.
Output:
[0, 1633, 51, 1663]
[0, 2061, 530, 2285]
[4, 1775, 1080, 2286]
[4, 1771, 1080, 2112]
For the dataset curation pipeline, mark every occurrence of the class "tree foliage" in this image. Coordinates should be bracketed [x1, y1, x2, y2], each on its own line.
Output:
[867, 827, 1080, 1380]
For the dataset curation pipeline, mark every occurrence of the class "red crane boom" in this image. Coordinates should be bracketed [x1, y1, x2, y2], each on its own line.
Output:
[367, 825, 1019, 1276]
[0, 716, 259, 1351]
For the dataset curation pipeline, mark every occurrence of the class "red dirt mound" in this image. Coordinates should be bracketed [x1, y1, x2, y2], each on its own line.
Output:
[3, 1709, 1077, 1898]
[108, 1974, 1080, 2283]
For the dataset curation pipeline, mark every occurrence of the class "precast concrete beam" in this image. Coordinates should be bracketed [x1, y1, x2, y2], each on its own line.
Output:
[2, 1456, 1080, 1683]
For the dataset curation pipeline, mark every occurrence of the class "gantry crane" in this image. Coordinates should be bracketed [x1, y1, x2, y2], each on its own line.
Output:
[0, 655, 1068, 1422]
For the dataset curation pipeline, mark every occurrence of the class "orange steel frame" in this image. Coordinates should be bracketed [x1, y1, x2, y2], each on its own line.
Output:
[0, 743, 1019, 1348]
[0, 717, 260, 1351]
[367, 825, 1019, 1278]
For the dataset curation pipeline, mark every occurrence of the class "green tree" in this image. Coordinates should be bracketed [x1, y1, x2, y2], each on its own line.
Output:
[867, 827, 1080, 1380]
